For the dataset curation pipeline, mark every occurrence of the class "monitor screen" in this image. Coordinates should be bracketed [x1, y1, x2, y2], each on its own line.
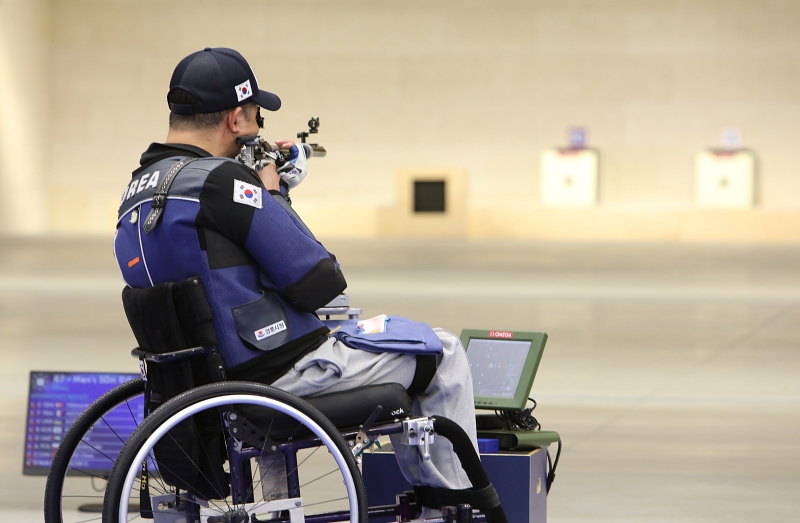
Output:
[24, 371, 142, 476]
[468, 338, 533, 399]
[461, 329, 548, 411]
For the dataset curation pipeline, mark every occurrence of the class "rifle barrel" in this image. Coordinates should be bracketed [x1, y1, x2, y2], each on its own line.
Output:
[276, 145, 327, 158]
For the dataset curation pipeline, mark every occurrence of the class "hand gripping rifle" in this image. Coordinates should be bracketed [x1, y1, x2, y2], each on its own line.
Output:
[235, 117, 325, 171]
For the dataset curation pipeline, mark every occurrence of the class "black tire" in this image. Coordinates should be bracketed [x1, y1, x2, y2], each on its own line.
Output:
[44, 377, 146, 523]
[102, 381, 368, 523]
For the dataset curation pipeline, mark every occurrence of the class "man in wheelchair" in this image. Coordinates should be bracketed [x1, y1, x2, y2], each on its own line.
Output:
[112, 48, 505, 523]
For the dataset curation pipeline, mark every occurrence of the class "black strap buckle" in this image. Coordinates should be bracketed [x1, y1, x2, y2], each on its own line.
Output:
[151, 192, 168, 209]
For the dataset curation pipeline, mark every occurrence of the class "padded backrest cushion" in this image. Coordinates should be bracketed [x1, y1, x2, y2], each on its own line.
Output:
[122, 276, 217, 353]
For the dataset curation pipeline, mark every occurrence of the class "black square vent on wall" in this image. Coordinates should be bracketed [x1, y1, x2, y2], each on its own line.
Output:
[413, 180, 446, 213]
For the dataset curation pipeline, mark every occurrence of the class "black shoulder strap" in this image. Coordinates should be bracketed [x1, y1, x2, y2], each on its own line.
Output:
[143, 157, 198, 233]
[408, 354, 438, 397]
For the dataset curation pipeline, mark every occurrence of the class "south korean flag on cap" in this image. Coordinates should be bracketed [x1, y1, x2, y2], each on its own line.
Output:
[235, 79, 253, 102]
[233, 179, 262, 209]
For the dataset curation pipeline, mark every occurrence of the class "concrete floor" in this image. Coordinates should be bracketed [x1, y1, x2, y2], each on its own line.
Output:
[1, 237, 799, 522]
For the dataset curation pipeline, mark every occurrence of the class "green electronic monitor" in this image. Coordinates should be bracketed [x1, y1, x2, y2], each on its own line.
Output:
[460, 329, 548, 412]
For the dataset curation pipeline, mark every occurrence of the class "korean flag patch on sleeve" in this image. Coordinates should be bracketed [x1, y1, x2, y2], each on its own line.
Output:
[233, 180, 262, 209]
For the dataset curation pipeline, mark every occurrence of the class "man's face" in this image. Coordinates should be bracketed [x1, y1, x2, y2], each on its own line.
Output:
[240, 104, 262, 137]
[223, 104, 262, 158]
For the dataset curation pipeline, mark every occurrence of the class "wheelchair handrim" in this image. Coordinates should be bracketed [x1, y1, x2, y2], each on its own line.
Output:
[118, 392, 361, 523]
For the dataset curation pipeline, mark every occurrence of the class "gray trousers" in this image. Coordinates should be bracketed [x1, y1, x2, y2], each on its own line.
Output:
[271, 328, 477, 490]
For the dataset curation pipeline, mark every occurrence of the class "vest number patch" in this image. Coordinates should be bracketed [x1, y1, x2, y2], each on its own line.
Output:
[255, 320, 287, 340]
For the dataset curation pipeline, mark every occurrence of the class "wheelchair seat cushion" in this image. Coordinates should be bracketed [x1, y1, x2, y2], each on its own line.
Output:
[305, 382, 414, 429]
[239, 382, 413, 441]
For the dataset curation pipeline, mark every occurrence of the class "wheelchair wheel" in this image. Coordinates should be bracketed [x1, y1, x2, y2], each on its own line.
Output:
[43, 377, 146, 523]
[102, 381, 368, 523]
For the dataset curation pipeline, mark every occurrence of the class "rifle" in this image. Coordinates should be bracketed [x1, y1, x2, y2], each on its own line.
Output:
[236, 117, 325, 171]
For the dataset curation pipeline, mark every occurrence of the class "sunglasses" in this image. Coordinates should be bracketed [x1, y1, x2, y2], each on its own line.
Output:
[256, 108, 264, 129]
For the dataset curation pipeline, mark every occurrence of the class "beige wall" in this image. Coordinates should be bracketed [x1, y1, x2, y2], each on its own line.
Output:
[2, 0, 800, 239]
[0, 0, 48, 234]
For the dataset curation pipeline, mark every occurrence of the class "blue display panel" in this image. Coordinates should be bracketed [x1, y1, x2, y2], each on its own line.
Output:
[23, 371, 143, 476]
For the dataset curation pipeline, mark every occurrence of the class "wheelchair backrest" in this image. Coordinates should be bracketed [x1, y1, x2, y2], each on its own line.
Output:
[121, 277, 230, 500]
[122, 276, 217, 354]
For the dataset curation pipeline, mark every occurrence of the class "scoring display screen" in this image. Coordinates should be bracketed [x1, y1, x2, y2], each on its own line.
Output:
[23, 371, 142, 476]
[467, 338, 533, 399]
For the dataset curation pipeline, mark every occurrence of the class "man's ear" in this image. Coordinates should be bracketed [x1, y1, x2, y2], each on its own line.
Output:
[226, 107, 244, 133]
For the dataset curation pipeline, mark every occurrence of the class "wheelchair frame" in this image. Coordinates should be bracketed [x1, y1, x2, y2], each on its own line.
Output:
[111, 342, 499, 523]
[45, 286, 507, 523]
[44, 354, 502, 523]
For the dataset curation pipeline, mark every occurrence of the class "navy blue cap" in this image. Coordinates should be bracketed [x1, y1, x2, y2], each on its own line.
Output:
[168, 47, 281, 115]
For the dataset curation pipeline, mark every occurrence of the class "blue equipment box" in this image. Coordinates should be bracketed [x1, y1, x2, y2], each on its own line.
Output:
[361, 445, 548, 523]
[477, 438, 500, 454]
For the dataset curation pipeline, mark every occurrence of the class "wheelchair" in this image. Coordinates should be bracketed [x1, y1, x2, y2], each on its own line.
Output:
[44, 278, 507, 523]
